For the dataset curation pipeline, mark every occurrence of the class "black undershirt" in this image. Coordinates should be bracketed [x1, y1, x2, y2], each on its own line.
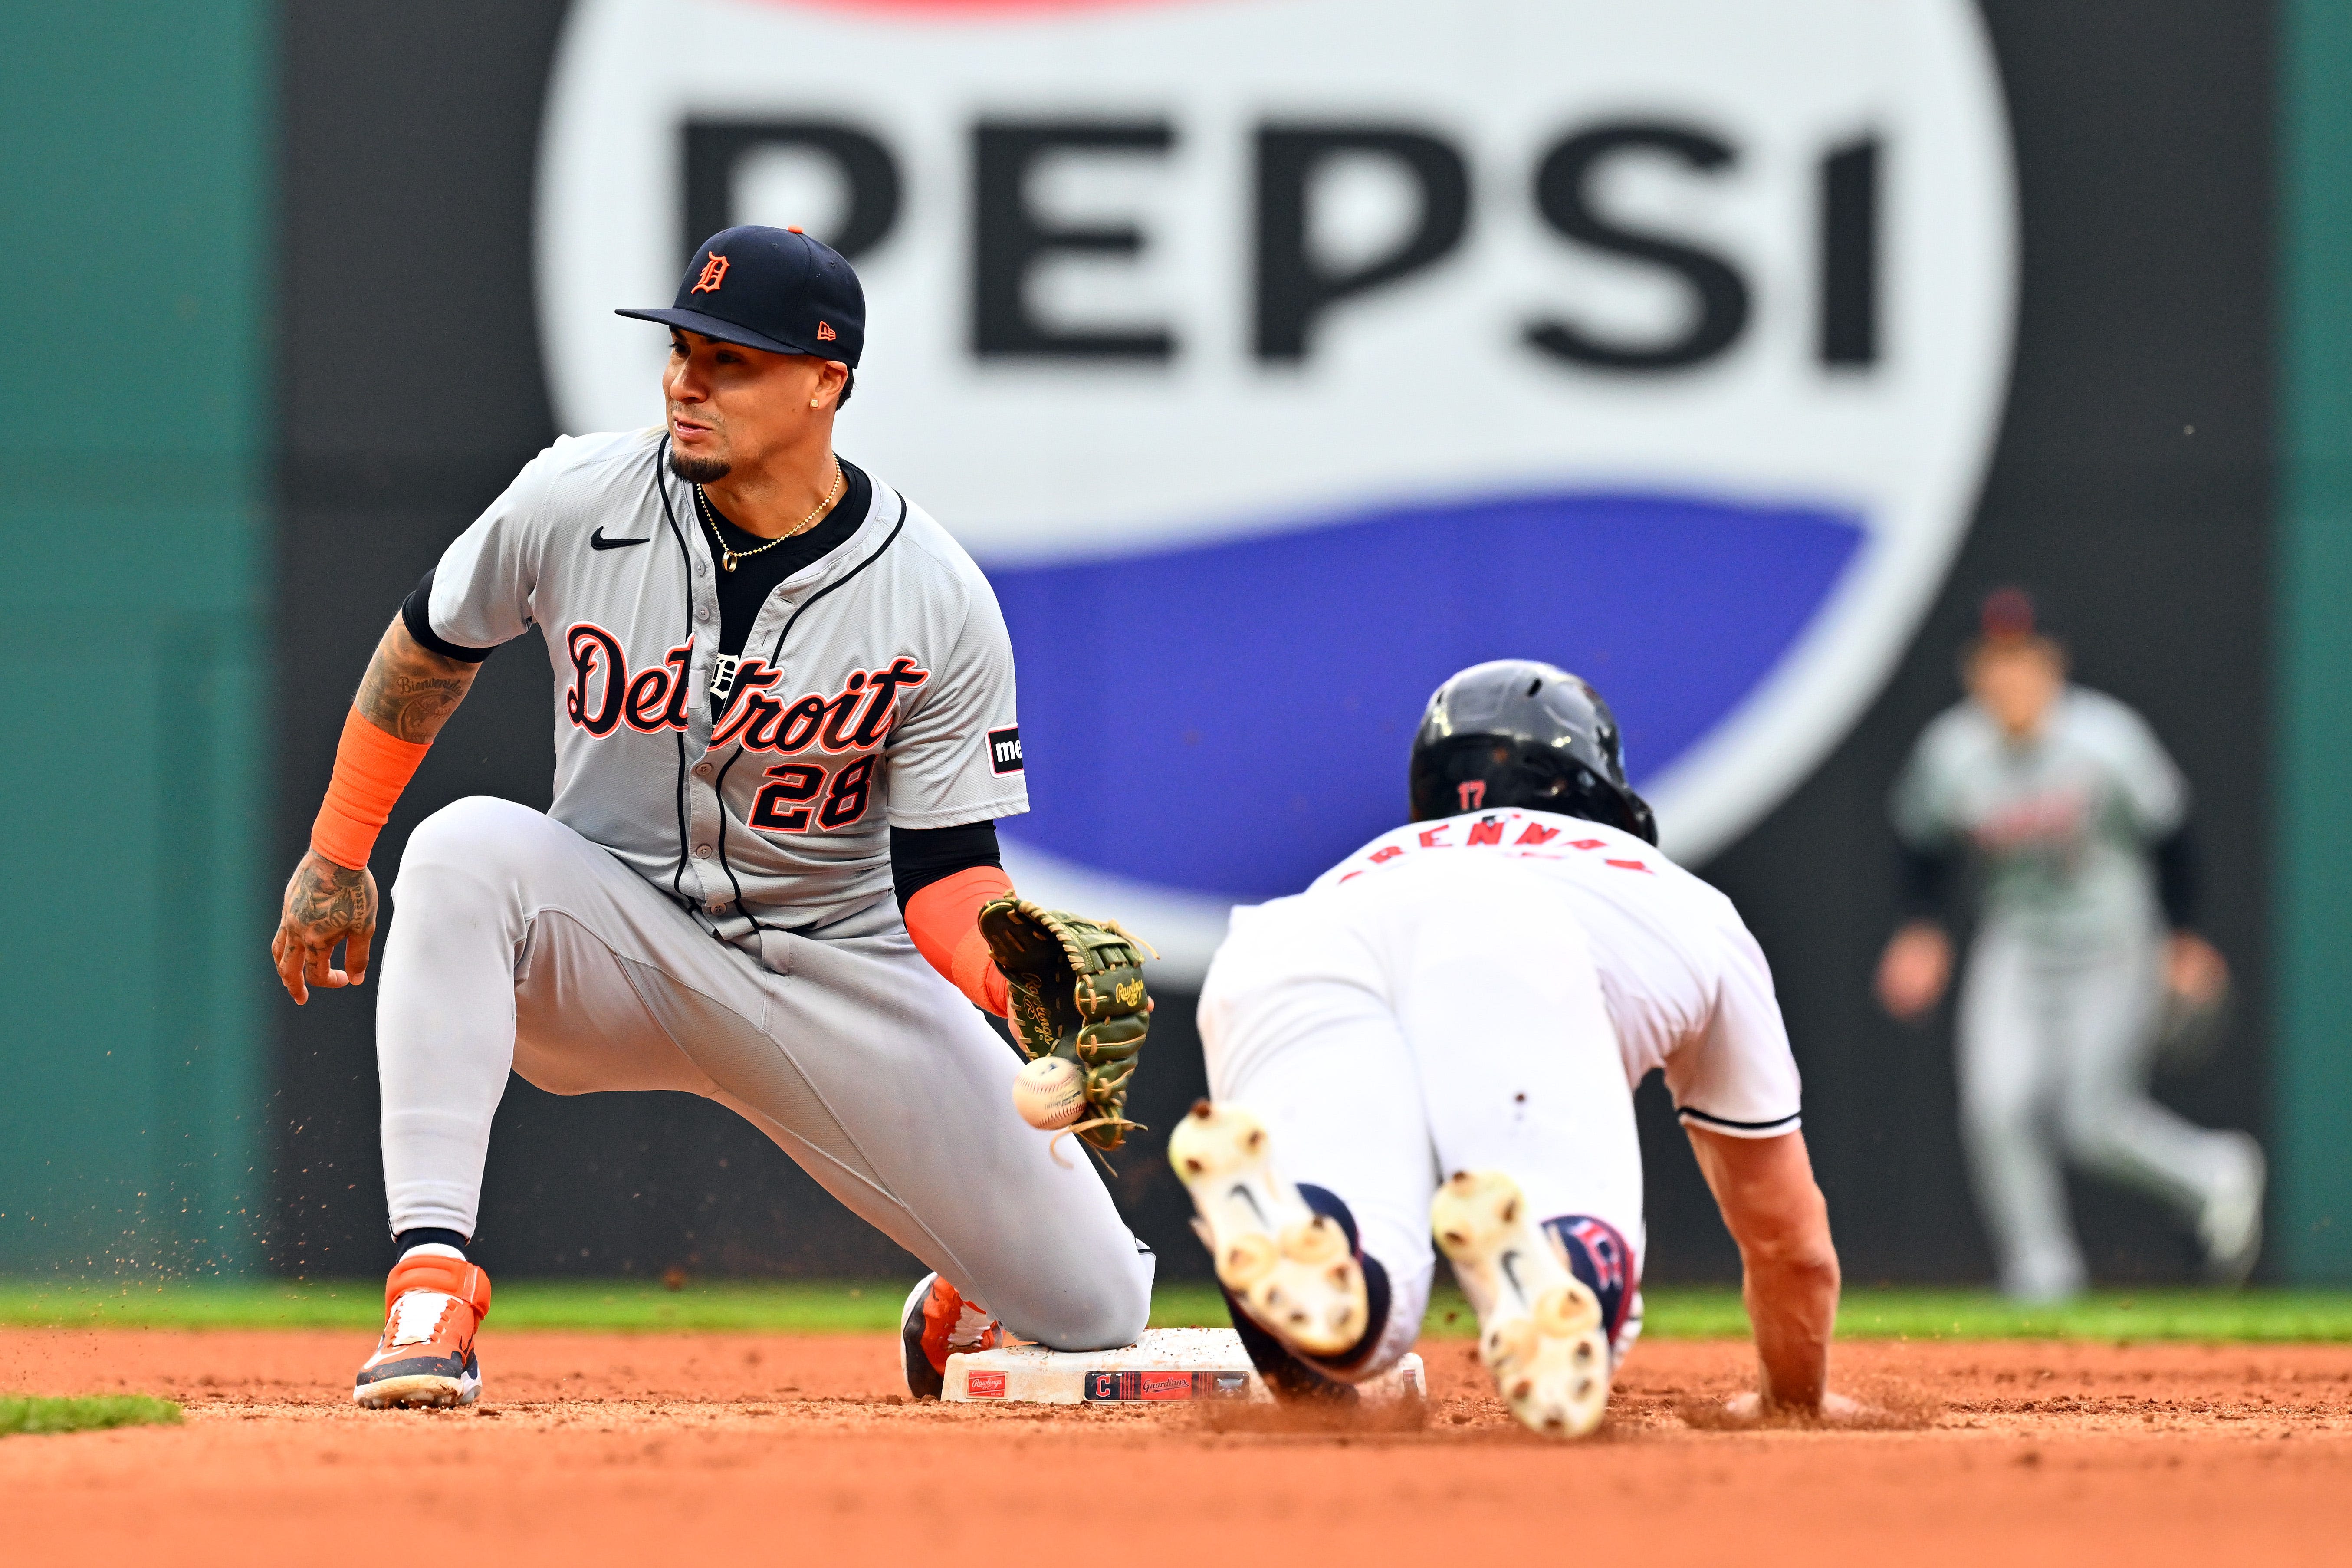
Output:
[397, 454, 999, 909]
[698, 456, 873, 657]
[890, 820, 1004, 914]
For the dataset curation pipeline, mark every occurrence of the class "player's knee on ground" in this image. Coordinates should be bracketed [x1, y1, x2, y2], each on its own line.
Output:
[987, 1247, 1153, 1352]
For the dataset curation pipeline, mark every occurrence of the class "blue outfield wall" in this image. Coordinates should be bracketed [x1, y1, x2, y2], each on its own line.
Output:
[0, 6, 271, 1272]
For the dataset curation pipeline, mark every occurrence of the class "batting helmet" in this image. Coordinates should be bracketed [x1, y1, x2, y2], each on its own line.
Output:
[1406, 660, 1658, 844]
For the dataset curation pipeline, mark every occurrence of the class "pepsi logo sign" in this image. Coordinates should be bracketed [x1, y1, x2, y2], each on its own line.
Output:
[539, 0, 2015, 976]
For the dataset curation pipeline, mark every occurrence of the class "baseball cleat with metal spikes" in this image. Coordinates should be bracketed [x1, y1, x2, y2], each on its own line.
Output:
[1168, 1099, 1369, 1358]
[1432, 1170, 1610, 1439]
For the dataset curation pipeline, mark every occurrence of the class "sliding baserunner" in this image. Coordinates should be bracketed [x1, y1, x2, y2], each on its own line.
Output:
[1175, 660, 1858, 1436]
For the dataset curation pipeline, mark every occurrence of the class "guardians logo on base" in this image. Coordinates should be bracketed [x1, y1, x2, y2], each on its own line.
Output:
[1085, 1369, 1252, 1402]
[538, 0, 2015, 977]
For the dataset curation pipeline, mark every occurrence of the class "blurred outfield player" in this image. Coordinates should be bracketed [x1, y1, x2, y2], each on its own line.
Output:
[1875, 589, 2262, 1300]
[268, 226, 1154, 1409]
[1170, 661, 1860, 1438]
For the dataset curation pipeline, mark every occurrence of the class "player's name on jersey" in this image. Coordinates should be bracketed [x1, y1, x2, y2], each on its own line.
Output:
[1335, 812, 1656, 884]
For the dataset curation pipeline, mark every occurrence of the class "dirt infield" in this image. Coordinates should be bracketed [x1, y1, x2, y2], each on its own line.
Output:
[7, 1329, 2351, 1566]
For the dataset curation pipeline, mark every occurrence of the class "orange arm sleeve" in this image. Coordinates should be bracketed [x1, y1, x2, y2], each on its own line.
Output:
[904, 865, 1014, 1016]
[310, 708, 432, 870]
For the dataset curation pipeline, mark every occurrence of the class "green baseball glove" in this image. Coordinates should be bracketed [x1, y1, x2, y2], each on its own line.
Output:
[979, 896, 1153, 1152]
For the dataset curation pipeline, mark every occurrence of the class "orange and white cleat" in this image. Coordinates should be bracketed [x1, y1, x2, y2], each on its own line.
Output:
[899, 1272, 1001, 1400]
[353, 1253, 493, 1409]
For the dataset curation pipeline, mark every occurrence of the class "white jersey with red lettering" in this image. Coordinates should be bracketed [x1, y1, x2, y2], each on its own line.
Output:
[1191, 805, 1800, 1382]
[1301, 808, 1801, 1138]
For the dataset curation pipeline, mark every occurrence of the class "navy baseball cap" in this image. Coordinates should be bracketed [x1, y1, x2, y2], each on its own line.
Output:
[617, 225, 864, 366]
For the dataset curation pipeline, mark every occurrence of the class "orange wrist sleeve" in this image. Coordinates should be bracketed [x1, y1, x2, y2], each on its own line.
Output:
[904, 865, 1014, 1016]
[310, 707, 432, 871]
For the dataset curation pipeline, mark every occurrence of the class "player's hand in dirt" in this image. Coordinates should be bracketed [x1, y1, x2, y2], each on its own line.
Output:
[1875, 920, 1951, 1022]
[272, 848, 380, 1004]
[2165, 930, 2229, 1011]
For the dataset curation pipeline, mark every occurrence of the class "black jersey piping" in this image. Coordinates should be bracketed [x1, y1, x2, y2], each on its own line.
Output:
[650, 437, 700, 915]
[706, 483, 913, 932]
[762, 483, 910, 667]
[708, 746, 755, 917]
[1675, 1106, 1802, 1134]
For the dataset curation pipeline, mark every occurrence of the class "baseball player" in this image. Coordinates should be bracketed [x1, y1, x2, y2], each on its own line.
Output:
[1171, 661, 1856, 1438]
[1876, 588, 2263, 1300]
[268, 226, 1155, 1408]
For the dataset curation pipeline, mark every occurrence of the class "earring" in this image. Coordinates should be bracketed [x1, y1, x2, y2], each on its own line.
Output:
[810, 397, 821, 408]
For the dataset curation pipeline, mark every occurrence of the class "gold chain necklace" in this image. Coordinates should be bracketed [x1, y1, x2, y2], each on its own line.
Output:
[696, 459, 843, 572]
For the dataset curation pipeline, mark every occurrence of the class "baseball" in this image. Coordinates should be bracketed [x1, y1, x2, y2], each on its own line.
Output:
[1012, 1056, 1086, 1130]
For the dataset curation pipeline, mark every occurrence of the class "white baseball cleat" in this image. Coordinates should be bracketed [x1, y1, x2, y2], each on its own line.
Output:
[1432, 1170, 1610, 1439]
[1167, 1099, 1369, 1358]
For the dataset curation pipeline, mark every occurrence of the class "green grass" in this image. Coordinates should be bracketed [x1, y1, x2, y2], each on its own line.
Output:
[1814, 1287, 2352, 1343]
[3, 1279, 2350, 1342]
[0, 1394, 181, 1436]
[0, 1279, 913, 1334]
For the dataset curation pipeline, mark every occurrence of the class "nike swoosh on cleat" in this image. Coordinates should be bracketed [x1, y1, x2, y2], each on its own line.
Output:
[1228, 1183, 1269, 1227]
[1499, 1249, 1528, 1302]
[590, 527, 650, 549]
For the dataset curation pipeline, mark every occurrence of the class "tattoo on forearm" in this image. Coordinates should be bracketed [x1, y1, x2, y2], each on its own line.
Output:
[287, 857, 372, 933]
[355, 621, 480, 743]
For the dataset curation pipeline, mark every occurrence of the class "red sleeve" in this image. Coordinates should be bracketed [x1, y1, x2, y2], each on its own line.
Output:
[904, 865, 1013, 1016]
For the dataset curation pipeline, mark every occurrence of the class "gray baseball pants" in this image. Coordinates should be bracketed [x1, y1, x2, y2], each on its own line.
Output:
[1958, 922, 2248, 1301]
[372, 794, 1153, 1349]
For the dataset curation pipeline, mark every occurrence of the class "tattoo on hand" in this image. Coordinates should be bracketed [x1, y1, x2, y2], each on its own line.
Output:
[287, 856, 372, 933]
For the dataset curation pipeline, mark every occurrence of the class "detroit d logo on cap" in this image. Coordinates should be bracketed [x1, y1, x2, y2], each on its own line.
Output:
[538, 0, 2015, 976]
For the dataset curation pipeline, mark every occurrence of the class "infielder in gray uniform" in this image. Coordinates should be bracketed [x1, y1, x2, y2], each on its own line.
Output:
[1876, 589, 2261, 1300]
[269, 226, 1154, 1407]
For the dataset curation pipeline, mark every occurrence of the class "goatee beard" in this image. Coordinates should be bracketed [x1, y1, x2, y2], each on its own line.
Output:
[667, 449, 731, 485]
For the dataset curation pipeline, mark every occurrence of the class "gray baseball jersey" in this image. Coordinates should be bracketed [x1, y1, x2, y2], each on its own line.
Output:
[424, 426, 1029, 938]
[1889, 685, 2185, 945]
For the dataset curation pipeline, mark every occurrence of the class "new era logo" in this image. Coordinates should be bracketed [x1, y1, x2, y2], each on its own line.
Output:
[988, 726, 1023, 775]
[815, 320, 837, 341]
